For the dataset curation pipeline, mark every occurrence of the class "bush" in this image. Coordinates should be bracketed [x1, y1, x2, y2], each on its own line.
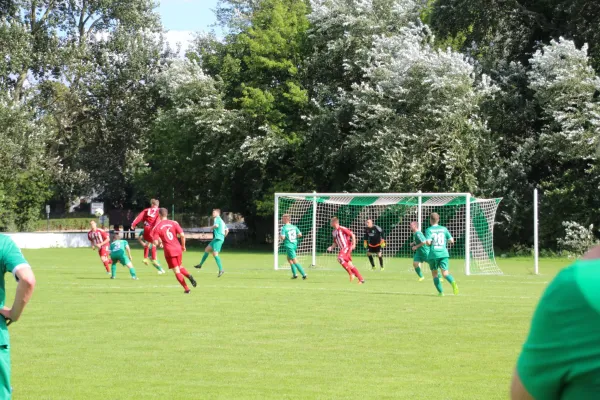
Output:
[557, 221, 598, 256]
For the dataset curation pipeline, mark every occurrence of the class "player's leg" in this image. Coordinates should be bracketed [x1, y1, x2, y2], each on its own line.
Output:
[100, 253, 111, 274]
[413, 260, 424, 280]
[171, 265, 190, 293]
[110, 256, 118, 278]
[121, 255, 137, 279]
[378, 250, 384, 270]
[0, 343, 11, 400]
[195, 244, 213, 269]
[346, 261, 364, 284]
[430, 260, 443, 295]
[178, 264, 197, 288]
[212, 240, 225, 277]
[138, 236, 150, 262]
[291, 257, 306, 279]
[338, 254, 355, 281]
[439, 258, 458, 294]
[288, 258, 298, 278]
[367, 252, 375, 270]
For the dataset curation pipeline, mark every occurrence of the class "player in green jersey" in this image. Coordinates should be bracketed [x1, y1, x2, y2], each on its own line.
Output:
[511, 245, 600, 400]
[410, 222, 428, 281]
[195, 209, 229, 277]
[109, 234, 138, 280]
[280, 214, 307, 280]
[424, 213, 458, 296]
[0, 235, 36, 399]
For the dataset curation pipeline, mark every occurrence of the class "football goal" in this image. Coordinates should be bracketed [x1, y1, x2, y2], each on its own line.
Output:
[274, 193, 502, 275]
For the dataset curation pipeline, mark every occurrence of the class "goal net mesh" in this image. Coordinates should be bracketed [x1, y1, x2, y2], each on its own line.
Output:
[276, 194, 502, 275]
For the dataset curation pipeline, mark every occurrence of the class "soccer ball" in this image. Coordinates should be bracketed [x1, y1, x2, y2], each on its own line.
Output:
[94, 209, 104, 217]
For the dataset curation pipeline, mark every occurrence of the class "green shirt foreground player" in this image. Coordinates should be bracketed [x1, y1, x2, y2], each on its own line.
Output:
[410, 221, 429, 281]
[195, 209, 229, 277]
[424, 213, 458, 296]
[109, 234, 138, 280]
[280, 214, 307, 280]
[0, 235, 36, 399]
[511, 246, 600, 400]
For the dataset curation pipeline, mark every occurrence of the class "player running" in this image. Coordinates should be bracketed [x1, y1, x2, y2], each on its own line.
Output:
[327, 217, 365, 284]
[424, 213, 458, 296]
[131, 198, 165, 274]
[152, 208, 197, 294]
[194, 209, 228, 277]
[88, 221, 111, 274]
[410, 221, 428, 281]
[363, 219, 385, 270]
[280, 214, 307, 280]
[109, 233, 138, 280]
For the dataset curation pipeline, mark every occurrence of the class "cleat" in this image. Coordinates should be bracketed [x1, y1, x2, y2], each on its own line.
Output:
[358, 280, 365, 285]
[189, 275, 197, 288]
[418, 277, 425, 282]
[184, 290, 191, 294]
[438, 292, 444, 297]
[132, 276, 138, 280]
[194, 264, 203, 270]
[110, 276, 115, 279]
[302, 275, 307, 280]
[218, 270, 225, 278]
[380, 267, 385, 271]
[349, 274, 356, 283]
[143, 258, 150, 265]
[291, 276, 298, 279]
[371, 267, 376, 271]
[452, 282, 459, 295]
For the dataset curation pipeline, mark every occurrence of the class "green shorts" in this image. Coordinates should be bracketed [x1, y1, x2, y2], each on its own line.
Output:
[285, 246, 297, 260]
[0, 344, 11, 399]
[413, 253, 429, 263]
[429, 257, 449, 271]
[111, 253, 131, 266]
[209, 239, 224, 253]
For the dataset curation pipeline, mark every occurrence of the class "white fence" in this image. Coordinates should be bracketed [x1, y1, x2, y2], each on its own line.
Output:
[6, 232, 90, 249]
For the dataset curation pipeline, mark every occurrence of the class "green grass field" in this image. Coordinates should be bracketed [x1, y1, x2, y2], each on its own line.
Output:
[7, 247, 569, 399]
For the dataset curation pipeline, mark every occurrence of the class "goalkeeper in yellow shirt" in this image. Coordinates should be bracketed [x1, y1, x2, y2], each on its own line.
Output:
[363, 219, 386, 270]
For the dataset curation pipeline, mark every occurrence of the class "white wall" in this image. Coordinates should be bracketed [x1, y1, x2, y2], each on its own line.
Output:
[6, 232, 91, 249]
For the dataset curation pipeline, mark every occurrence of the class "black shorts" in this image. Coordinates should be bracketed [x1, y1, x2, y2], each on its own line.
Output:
[367, 245, 382, 254]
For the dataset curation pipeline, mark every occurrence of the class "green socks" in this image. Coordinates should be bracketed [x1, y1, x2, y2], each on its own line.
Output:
[444, 274, 455, 284]
[433, 277, 443, 293]
[215, 256, 223, 272]
[129, 268, 137, 278]
[415, 266, 423, 278]
[294, 264, 306, 277]
[111, 264, 117, 278]
[291, 264, 297, 276]
[200, 252, 209, 267]
[152, 260, 162, 271]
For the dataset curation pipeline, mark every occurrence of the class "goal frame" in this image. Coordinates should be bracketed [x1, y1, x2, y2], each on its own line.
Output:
[274, 192, 476, 275]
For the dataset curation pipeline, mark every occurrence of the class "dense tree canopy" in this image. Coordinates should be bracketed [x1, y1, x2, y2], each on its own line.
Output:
[0, 0, 599, 251]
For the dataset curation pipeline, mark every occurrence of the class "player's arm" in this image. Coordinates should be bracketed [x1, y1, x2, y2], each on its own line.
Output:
[279, 226, 285, 241]
[131, 211, 145, 229]
[177, 224, 186, 251]
[363, 229, 368, 248]
[126, 244, 133, 261]
[424, 228, 433, 245]
[99, 231, 110, 247]
[510, 370, 533, 400]
[1, 267, 35, 324]
[89, 237, 96, 250]
[327, 239, 337, 252]
[377, 226, 386, 247]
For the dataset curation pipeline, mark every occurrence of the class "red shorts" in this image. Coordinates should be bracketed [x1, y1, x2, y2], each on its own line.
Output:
[142, 226, 153, 242]
[337, 249, 352, 264]
[98, 245, 109, 257]
[165, 254, 183, 270]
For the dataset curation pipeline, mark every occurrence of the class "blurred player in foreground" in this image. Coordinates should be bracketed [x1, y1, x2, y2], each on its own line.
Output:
[195, 209, 228, 277]
[0, 235, 36, 399]
[131, 198, 165, 274]
[280, 214, 307, 280]
[328, 217, 364, 284]
[363, 219, 385, 270]
[153, 208, 197, 294]
[109, 233, 137, 280]
[410, 221, 428, 281]
[87, 221, 111, 274]
[424, 213, 458, 296]
[511, 245, 600, 399]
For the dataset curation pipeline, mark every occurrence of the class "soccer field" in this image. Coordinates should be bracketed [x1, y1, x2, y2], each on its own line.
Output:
[8, 248, 568, 399]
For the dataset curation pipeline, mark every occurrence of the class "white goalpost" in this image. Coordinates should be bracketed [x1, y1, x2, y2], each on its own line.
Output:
[274, 193, 503, 275]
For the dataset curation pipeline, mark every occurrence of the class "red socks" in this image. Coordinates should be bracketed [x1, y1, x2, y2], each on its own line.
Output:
[180, 267, 190, 278]
[143, 246, 149, 259]
[103, 261, 111, 273]
[351, 267, 364, 282]
[175, 273, 189, 291]
[151, 245, 157, 260]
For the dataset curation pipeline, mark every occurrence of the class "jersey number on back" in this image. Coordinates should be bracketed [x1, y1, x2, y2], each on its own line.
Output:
[431, 233, 446, 247]
[288, 229, 297, 241]
[147, 208, 157, 217]
[166, 227, 174, 241]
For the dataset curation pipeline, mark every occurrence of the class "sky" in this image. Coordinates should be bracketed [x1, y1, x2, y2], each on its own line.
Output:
[158, 0, 220, 54]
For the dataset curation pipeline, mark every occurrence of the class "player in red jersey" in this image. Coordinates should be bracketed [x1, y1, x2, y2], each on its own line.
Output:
[152, 208, 197, 294]
[131, 198, 165, 274]
[88, 221, 111, 274]
[327, 217, 365, 284]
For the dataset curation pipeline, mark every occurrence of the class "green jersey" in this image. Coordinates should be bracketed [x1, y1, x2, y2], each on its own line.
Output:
[413, 231, 430, 258]
[424, 225, 452, 259]
[280, 223, 301, 248]
[0, 235, 30, 345]
[213, 216, 228, 241]
[110, 240, 129, 257]
[517, 259, 600, 399]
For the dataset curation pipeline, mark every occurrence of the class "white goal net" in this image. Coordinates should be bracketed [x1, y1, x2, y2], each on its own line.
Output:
[274, 193, 502, 275]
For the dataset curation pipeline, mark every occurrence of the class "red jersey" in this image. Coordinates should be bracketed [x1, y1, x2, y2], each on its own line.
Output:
[333, 226, 354, 252]
[152, 219, 184, 256]
[88, 229, 109, 246]
[132, 206, 160, 229]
